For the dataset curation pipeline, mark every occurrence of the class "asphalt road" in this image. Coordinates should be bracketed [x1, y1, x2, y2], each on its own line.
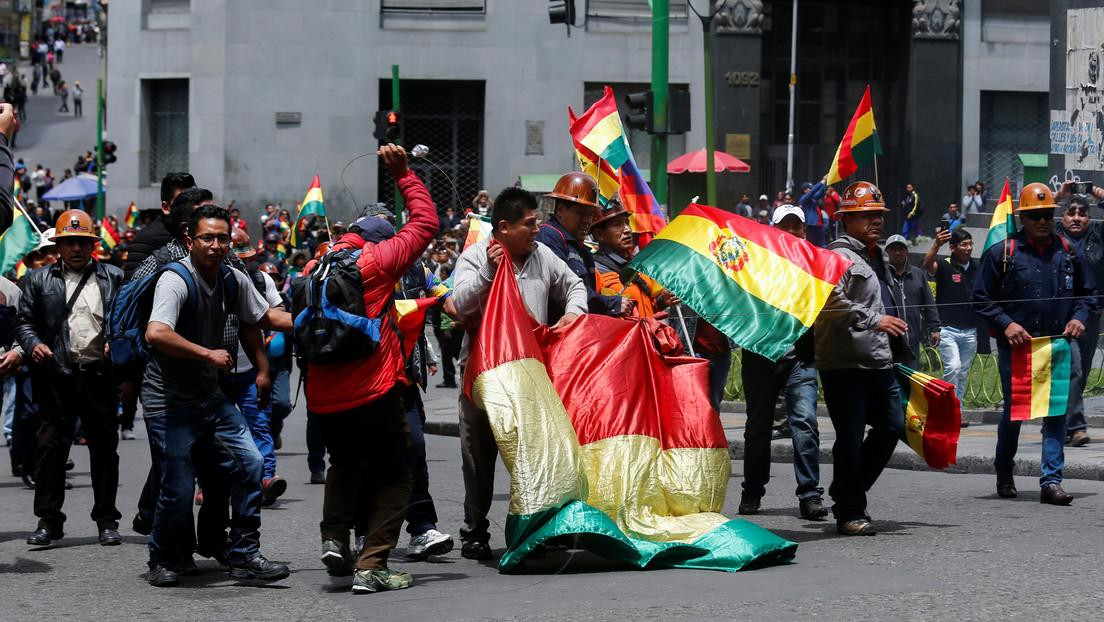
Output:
[1, 381, 1103, 622]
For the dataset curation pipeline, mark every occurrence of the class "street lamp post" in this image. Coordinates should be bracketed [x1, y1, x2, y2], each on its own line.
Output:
[688, 1, 721, 207]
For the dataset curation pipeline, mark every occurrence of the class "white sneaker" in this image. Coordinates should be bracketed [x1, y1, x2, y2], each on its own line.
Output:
[406, 528, 454, 560]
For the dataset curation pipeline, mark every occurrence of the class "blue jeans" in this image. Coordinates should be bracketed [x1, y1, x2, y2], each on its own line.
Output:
[268, 366, 292, 439]
[2, 375, 15, 437]
[1067, 312, 1100, 433]
[995, 344, 1077, 487]
[700, 349, 733, 412]
[741, 353, 822, 500]
[938, 326, 978, 402]
[146, 397, 263, 568]
[902, 216, 920, 240]
[227, 370, 276, 480]
[403, 388, 438, 536]
[820, 368, 904, 521]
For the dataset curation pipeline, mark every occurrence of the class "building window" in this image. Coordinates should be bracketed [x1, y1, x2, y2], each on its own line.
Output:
[144, 0, 190, 30]
[381, 0, 485, 13]
[979, 90, 1048, 196]
[146, 79, 189, 186]
[586, 0, 687, 21]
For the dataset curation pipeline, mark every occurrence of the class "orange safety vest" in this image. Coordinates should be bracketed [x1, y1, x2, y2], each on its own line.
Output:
[595, 268, 662, 318]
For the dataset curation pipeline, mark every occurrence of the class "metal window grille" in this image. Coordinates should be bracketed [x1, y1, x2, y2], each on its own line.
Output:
[381, 0, 485, 13]
[377, 80, 484, 215]
[978, 91, 1048, 199]
[147, 79, 189, 186]
[586, 0, 687, 21]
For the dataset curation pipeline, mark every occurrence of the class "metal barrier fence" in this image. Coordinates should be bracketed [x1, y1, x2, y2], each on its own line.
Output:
[722, 334, 1104, 409]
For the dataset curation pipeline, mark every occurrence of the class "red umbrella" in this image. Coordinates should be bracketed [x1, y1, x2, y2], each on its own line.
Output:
[667, 149, 750, 174]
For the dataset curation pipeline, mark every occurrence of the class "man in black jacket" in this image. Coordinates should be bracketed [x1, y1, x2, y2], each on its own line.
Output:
[16, 209, 124, 547]
[122, 172, 195, 279]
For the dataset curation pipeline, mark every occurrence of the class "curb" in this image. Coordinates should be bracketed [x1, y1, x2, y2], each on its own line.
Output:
[424, 419, 1104, 482]
[718, 400, 1104, 428]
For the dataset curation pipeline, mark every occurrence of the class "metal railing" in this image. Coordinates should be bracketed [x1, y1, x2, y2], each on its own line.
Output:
[722, 334, 1104, 409]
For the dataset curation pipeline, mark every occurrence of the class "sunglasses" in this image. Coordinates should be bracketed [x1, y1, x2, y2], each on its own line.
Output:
[1020, 211, 1054, 222]
[1066, 207, 1089, 216]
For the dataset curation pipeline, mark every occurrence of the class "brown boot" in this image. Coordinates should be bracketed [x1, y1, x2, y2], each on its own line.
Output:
[1040, 483, 1073, 506]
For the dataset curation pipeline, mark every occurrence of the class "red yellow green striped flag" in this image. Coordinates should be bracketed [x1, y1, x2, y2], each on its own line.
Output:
[825, 85, 882, 186]
[1010, 336, 1072, 421]
[984, 177, 1016, 252]
[463, 214, 492, 251]
[291, 175, 324, 246]
[12, 177, 22, 202]
[463, 252, 796, 572]
[0, 207, 40, 275]
[896, 365, 961, 469]
[627, 203, 851, 361]
[99, 219, 120, 251]
[124, 202, 140, 229]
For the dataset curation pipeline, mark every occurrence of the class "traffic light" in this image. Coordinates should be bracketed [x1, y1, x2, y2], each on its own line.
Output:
[667, 90, 691, 134]
[549, 0, 575, 25]
[624, 91, 653, 133]
[103, 141, 117, 165]
[373, 110, 402, 143]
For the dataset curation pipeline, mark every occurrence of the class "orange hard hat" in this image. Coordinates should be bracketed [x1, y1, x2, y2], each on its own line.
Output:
[591, 198, 629, 228]
[313, 241, 330, 258]
[1017, 182, 1058, 212]
[837, 181, 888, 213]
[53, 209, 99, 239]
[545, 172, 599, 209]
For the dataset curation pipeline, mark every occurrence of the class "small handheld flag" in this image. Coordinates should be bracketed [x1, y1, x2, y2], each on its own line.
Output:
[984, 178, 1015, 253]
[825, 85, 882, 186]
[291, 175, 325, 247]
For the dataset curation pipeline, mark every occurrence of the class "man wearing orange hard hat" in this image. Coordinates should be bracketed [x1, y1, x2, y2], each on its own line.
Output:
[973, 182, 1096, 506]
[15, 209, 125, 547]
[813, 181, 908, 537]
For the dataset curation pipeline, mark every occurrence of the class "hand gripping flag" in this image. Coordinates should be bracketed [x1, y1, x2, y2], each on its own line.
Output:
[1010, 336, 1073, 421]
[463, 247, 796, 573]
[825, 85, 882, 186]
[895, 365, 962, 470]
[627, 203, 851, 361]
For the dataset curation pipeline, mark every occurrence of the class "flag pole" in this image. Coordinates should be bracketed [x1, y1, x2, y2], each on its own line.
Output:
[675, 305, 697, 357]
[13, 195, 43, 236]
[874, 153, 880, 188]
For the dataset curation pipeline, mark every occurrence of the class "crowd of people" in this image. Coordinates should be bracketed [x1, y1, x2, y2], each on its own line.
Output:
[0, 93, 1101, 595]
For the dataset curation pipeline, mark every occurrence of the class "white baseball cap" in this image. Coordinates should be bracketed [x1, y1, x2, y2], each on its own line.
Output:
[885, 234, 908, 248]
[771, 204, 805, 225]
[758, 194, 769, 201]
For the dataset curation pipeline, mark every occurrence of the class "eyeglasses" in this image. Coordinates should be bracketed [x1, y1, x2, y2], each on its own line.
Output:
[195, 234, 231, 245]
[1066, 207, 1089, 216]
[1020, 211, 1054, 222]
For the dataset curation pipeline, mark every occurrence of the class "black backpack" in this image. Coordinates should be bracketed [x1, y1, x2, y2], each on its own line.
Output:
[290, 248, 396, 365]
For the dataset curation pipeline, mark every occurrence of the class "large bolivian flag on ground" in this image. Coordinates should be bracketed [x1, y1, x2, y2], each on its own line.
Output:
[627, 203, 851, 361]
[1010, 336, 1072, 421]
[463, 250, 797, 573]
[895, 365, 961, 470]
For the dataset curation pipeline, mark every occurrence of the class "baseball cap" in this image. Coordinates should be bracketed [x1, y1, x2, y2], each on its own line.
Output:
[885, 234, 908, 248]
[771, 204, 805, 225]
[758, 194, 769, 201]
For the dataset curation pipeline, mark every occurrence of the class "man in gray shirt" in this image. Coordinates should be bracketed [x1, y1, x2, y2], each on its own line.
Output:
[450, 187, 587, 561]
[142, 205, 292, 587]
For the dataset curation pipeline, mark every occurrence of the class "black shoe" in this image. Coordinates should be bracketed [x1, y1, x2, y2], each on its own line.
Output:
[310, 470, 325, 485]
[229, 555, 290, 582]
[320, 539, 354, 577]
[836, 518, 877, 536]
[12, 463, 22, 477]
[148, 564, 180, 587]
[737, 492, 761, 515]
[960, 420, 970, 428]
[98, 527, 122, 546]
[1040, 483, 1074, 506]
[799, 496, 829, 521]
[770, 426, 791, 441]
[27, 526, 63, 546]
[21, 473, 34, 489]
[132, 515, 152, 536]
[996, 473, 1017, 498]
[436, 381, 458, 389]
[460, 540, 492, 561]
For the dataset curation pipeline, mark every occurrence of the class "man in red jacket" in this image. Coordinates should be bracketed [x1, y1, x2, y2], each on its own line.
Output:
[306, 144, 438, 594]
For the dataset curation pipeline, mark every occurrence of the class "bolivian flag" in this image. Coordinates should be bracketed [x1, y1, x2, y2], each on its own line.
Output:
[99, 219, 120, 251]
[1011, 337, 1072, 421]
[984, 178, 1016, 252]
[124, 202, 140, 229]
[463, 214, 492, 251]
[0, 207, 40, 275]
[825, 85, 882, 186]
[627, 203, 851, 361]
[464, 250, 796, 573]
[291, 175, 325, 246]
[895, 365, 961, 470]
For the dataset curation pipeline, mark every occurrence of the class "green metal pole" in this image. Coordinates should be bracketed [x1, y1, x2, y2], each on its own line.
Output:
[651, 0, 669, 209]
[702, 17, 716, 206]
[96, 78, 104, 220]
[391, 64, 404, 227]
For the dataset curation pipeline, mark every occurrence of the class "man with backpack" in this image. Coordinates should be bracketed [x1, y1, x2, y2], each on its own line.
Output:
[139, 204, 292, 587]
[973, 182, 1096, 505]
[298, 144, 438, 594]
[16, 210, 124, 548]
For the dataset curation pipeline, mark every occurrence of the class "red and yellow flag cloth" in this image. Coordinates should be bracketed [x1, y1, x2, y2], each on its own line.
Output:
[291, 175, 325, 247]
[463, 214, 492, 251]
[124, 201, 140, 229]
[568, 86, 666, 238]
[99, 219, 120, 251]
[462, 249, 796, 573]
[1010, 336, 1073, 421]
[895, 365, 961, 470]
[628, 203, 851, 361]
[983, 177, 1016, 253]
[825, 84, 882, 186]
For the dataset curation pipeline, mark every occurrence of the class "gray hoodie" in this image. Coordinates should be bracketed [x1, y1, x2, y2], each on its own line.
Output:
[813, 233, 898, 371]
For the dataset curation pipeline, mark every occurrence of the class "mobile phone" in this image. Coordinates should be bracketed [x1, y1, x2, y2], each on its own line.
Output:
[1073, 181, 1094, 196]
[938, 218, 950, 233]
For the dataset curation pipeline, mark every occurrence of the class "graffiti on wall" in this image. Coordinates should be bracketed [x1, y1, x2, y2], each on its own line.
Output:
[1051, 8, 1104, 171]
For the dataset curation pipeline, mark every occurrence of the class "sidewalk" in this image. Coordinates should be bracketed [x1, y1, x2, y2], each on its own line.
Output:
[419, 385, 1104, 481]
